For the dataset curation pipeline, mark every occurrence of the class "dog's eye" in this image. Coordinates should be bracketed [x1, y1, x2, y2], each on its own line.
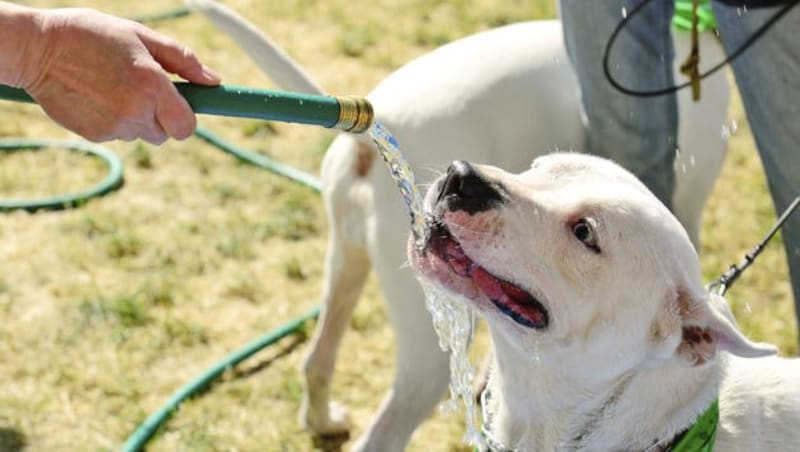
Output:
[572, 219, 600, 254]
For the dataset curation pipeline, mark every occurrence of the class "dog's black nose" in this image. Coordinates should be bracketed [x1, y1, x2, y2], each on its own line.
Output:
[438, 160, 503, 214]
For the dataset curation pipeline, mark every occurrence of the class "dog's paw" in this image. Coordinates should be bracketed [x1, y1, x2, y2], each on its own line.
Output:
[299, 399, 352, 437]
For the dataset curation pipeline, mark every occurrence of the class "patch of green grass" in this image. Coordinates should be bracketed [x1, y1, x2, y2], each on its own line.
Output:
[160, 318, 209, 347]
[214, 229, 256, 260]
[223, 273, 261, 302]
[106, 229, 143, 258]
[0, 426, 26, 452]
[130, 142, 154, 169]
[241, 120, 278, 138]
[262, 187, 321, 241]
[282, 256, 307, 281]
[79, 294, 152, 328]
[337, 26, 378, 57]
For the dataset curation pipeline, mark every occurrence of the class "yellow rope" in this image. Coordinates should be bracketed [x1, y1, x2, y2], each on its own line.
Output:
[679, 0, 702, 101]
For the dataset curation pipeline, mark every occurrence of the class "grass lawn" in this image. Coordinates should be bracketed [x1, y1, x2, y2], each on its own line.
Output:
[0, 1, 796, 451]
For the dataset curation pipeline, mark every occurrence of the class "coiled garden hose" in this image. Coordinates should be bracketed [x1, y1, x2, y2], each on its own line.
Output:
[121, 306, 321, 452]
[0, 6, 378, 450]
[0, 138, 123, 212]
[0, 80, 349, 452]
[193, 125, 323, 192]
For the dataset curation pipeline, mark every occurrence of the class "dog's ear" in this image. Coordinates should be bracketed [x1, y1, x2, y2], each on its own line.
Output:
[675, 291, 777, 365]
[654, 290, 777, 366]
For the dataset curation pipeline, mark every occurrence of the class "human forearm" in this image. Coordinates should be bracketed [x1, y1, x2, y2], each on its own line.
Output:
[0, 2, 220, 144]
[0, 2, 44, 87]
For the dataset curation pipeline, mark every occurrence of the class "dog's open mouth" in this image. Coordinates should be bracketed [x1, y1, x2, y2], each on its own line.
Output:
[426, 222, 549, 329]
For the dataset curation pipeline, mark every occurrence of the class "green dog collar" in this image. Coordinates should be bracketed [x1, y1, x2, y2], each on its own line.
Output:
[670, 399, 719, 452]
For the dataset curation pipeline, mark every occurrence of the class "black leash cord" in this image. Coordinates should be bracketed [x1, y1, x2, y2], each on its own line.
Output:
[602, 0, 800, 98]
[709, 196, 800, 295]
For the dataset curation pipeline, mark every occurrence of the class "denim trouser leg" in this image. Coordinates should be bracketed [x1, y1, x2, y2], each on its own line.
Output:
[559, 0, 678, 208]
[712, 2, 800, 334]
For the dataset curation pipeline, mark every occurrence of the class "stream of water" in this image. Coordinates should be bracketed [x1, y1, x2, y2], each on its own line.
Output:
[367, 121, 483, 447]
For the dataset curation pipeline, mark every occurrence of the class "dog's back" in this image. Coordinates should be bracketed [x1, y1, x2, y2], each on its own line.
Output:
[717, 355, 800, 450]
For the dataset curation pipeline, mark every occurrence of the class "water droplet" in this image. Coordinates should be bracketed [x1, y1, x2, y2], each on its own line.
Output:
[621, 6, 628, 18]
[720, 120, 739, 139]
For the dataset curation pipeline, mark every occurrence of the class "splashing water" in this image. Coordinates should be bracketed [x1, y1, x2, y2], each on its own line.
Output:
[419, 279, 483, 448]
[367, 122, 426, 240]
[367, 121, 483, 448]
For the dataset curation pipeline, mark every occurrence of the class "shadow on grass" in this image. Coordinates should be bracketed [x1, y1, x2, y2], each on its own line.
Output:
[230, 334, 307, 380]
[0, 427, 26, 451]
[311, 431, 349, 452]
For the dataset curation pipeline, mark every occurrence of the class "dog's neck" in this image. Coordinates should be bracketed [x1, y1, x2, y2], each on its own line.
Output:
[483, 333, 721, 451]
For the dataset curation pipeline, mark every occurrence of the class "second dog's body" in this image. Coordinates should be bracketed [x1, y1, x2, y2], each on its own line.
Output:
[190, 1, 729, 449]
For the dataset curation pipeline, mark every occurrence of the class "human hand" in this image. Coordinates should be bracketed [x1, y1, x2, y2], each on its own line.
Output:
[17, 7, 221, 144]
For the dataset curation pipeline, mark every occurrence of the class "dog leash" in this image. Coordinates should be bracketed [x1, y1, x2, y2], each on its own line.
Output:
[709, 196, 800, 296]
[603, 0, 800, 98]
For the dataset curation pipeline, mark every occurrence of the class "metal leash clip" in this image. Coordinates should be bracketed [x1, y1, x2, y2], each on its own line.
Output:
[708, 196, 800, 296]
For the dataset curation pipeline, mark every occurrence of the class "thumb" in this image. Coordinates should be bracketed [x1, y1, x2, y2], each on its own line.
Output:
[137, 27, 221, 86]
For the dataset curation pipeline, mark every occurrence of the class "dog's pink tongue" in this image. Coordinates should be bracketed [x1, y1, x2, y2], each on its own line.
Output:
[442, 238, 475, 277]
[473, 266, 548, 328]
[443, 240, 517, 304]
[471, 267, 506, 301]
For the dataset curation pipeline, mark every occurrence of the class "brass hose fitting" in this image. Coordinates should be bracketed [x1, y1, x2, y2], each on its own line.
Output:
[334, 96, 374, 133]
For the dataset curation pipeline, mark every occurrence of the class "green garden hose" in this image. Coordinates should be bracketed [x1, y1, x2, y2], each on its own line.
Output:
[0, 6, 345, 452]
[0, 82, 374, 134]
[0, 138, 123, 212]
[130, 5, 192, 24]
[121, 306, 321, 452]
[193, 125, 323, 193]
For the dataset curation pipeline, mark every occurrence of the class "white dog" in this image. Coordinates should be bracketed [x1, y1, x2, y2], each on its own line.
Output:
[189, 1, 730, 450]
[410, 153, 800, 451]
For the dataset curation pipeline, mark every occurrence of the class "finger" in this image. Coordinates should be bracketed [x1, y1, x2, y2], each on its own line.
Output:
[154, 79, 196, 140]
[137, 28, 221, 86]
[140, 116, 168, 145]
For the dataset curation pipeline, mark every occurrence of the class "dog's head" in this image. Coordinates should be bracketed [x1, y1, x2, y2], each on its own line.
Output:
[409, 153, 775, 377]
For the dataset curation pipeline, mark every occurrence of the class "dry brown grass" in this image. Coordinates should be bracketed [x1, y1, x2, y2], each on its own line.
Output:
[0, 1, 796, 451]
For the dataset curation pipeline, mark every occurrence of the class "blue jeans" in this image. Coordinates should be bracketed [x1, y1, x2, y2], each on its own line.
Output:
[559, 0, 800, 337]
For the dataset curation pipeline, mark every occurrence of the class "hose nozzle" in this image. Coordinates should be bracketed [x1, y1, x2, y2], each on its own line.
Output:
[333, 95, 374, 133]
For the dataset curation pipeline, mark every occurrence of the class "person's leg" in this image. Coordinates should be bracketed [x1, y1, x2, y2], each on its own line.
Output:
[712, 2, 800, 339]
[559, 0, 678, 208]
